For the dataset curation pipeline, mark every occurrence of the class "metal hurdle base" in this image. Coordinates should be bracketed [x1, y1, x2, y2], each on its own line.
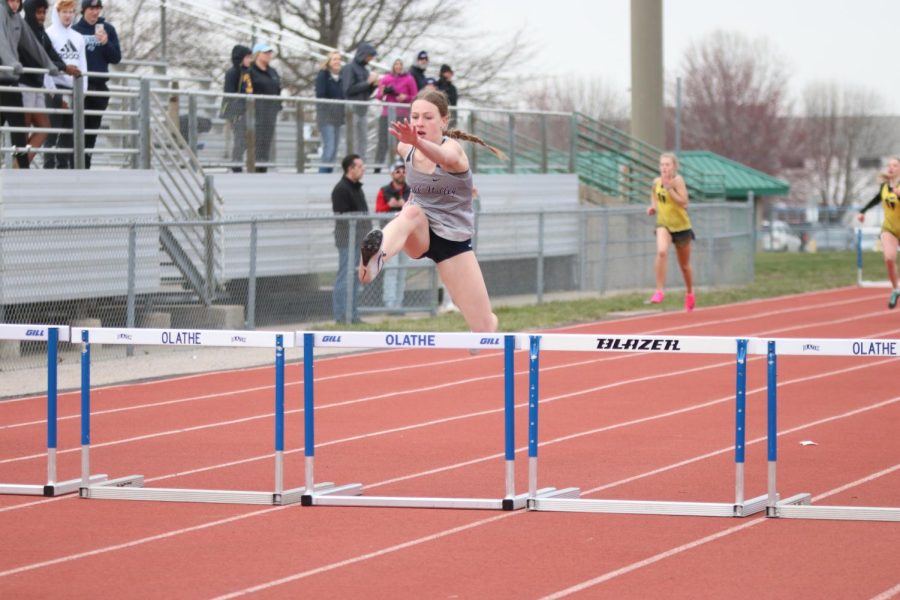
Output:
[301, 484, 580, 511]
[529, 493, 772, 517]
[768, 493, 900, 521]
[80, 476, 330, 506]
[0, 474, 109, 497]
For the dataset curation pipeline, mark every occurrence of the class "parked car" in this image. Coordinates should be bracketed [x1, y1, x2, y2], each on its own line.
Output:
[760, 220, 802, 252]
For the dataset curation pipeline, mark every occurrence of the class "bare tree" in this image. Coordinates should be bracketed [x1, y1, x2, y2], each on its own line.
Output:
[225, 0, 532, 102]
[794, 82, 892, 208]
[530, 76, 629, 123]
[105, 0, 224, 79]
[667, 30, 793, 175]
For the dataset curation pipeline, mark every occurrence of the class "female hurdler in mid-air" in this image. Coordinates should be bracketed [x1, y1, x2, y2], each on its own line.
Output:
[358, 89, 504, 333]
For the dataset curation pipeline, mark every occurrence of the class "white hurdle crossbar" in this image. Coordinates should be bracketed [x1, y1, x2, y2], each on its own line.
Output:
[298, 331, 578, 510]
[766, 337, 900, 521]
[0, 325, 108, 496]
[525, 333, 792, 517]
[75, 327, 309, 505]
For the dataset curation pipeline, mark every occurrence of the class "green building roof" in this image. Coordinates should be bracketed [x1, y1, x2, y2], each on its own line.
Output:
[679, 150, 790, 199]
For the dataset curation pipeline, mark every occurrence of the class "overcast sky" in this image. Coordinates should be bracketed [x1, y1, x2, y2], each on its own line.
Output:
[465, 0, 898, 114]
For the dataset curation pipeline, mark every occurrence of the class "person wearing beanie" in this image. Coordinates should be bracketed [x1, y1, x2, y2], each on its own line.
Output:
[409, 50, 428, 90]
[221, 44, 253, 171]
[436, 64, 458, 126]
[72, 0, 120, 168]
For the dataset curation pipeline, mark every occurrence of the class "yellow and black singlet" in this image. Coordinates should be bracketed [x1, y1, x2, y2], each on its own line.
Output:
[859, 182, 900, 238]
[654, 179, 692, 233]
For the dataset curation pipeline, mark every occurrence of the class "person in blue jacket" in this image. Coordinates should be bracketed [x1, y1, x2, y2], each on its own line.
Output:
[72, 0, 120, 169]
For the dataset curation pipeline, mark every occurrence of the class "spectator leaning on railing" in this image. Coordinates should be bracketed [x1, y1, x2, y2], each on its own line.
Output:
[22, 0, 76, 166]
[1, 0, 59, 168]
[72, 0, 120, 169]
[46, 0, 86, 169]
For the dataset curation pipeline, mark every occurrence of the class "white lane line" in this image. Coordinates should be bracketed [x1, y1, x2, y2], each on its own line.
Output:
[1, 384, 895, 584]
[3, 300, 895, 463]
[540, 463, 900, 600]
[214, 461, 900, 599]
[871, 582, 900, 600]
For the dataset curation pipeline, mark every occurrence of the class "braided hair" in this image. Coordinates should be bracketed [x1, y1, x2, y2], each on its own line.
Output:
[415, 89, 507, 160]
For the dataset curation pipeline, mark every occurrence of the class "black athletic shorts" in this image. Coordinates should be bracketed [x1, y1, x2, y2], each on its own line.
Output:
[416, 228, 473, 263]
[670, 228, 696, 246]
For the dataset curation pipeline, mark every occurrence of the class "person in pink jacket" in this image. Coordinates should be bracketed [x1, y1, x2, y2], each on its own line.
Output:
[374, 57, 417, 171]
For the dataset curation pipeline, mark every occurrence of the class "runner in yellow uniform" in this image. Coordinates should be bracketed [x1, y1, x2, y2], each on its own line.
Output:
[647, 153, 696, 311]
[857, 157, 900, 308]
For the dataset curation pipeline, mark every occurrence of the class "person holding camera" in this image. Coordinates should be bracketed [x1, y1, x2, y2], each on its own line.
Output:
[72, 0, 120, 169]
[374, 57, 417, 172]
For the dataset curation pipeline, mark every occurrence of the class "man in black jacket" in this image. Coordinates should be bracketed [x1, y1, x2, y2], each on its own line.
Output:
[221, 44, 252, 171]
[248, 41, 281, 172]
[340, 42, 378, 162]
[437, 64, 458, 126]
[332, 153, 371, 323]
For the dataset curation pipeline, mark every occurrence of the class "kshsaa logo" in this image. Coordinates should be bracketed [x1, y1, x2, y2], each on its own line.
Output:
[117, 333, 133, 341]
[801, 343, 820, 352]
[230, 335, 247, 343]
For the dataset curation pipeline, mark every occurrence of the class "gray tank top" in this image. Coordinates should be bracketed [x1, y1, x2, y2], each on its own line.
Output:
[405, 141, 474, 241]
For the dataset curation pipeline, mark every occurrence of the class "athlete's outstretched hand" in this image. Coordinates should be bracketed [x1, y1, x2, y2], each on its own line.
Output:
[389, 118, 418, 146]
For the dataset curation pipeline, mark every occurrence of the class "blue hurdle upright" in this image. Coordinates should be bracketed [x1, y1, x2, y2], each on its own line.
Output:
[765, 337, 900, 522]
[75, 327, 309, 505]
[856, 227, 892, 288]
[298, 331, 578, 510]
[0, 325, 109, 496]
[525, 333, 807, 517]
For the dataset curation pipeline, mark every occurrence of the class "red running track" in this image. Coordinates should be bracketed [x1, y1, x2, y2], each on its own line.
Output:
[0, 287, 898, 599]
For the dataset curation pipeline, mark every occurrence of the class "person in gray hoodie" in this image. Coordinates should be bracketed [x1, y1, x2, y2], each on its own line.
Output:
[340, 42, 379, 162]
[0, 0, 58, 167]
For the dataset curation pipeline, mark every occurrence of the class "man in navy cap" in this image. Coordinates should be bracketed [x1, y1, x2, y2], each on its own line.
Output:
[72, 0, 120, 168]
[409, 50, 428, 90]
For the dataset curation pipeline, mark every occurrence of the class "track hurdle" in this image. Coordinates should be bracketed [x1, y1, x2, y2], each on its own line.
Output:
[525, 333, 803, 517]
[75, 327, 308, 505]
[856, 227, 891, 288]
[765, 337, 900, 521]
[298, 331, 578, 510]
[0, 325, 109, 496]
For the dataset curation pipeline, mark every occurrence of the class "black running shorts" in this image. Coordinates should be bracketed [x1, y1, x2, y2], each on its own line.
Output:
[416, 229, 474, 263]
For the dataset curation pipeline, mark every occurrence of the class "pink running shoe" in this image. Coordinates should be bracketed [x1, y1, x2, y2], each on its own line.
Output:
[649, 290, 664, 304]
[685, 292, 696, 312]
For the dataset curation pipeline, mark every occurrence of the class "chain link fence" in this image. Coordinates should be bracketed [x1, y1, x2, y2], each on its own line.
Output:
[1, 202, 752, 372]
